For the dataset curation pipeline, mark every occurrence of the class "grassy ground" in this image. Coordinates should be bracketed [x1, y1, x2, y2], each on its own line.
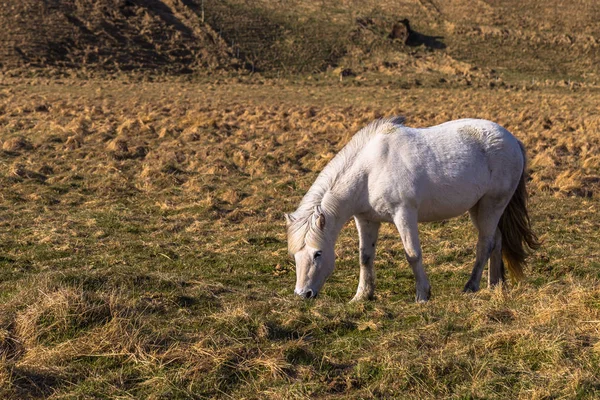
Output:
[1, 1, 599, 398]
[0, 75, 599, 398]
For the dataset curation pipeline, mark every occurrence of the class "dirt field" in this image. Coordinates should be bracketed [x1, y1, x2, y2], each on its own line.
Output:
[1, 0, 600, 398]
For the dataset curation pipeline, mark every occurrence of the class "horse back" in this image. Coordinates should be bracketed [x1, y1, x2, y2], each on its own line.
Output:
[360, 119, 523, 222]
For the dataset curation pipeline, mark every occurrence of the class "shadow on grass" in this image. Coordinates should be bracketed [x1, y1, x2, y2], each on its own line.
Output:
[8, 367, 62, 398]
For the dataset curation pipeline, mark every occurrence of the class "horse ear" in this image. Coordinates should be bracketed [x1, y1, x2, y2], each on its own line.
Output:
[284, 213, 295, 226]
[313, 206, 326, 229]
[316, 213, 326, 229]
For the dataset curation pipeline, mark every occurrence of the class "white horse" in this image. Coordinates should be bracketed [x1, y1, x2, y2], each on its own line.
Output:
[285, 117, 539, 302]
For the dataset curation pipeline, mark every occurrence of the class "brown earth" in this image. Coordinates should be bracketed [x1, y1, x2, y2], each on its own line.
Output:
[1, 0, 598, 82]
[0, 0, 235, 72]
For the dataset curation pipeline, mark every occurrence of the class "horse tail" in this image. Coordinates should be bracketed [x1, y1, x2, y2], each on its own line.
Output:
[498, 141, 541, 280]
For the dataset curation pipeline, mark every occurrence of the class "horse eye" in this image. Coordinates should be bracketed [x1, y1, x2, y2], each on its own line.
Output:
[314, 251, 322, 260]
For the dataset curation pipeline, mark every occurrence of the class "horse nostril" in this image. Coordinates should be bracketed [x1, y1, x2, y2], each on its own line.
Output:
[304, 290, 313, 299]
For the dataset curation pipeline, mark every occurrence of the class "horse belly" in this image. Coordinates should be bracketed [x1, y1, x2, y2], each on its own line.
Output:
[416, 185, 484, 222]
[415, 143, 492, 222]
[366, 173, 488, 223]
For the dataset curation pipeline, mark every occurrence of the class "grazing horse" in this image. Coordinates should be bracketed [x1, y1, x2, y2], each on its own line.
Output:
[285, 117, 539, 302]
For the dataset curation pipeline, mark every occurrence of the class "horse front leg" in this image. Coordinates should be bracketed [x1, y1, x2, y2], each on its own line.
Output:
[351, 217, 381, 302]
[393, 210, 431, 302]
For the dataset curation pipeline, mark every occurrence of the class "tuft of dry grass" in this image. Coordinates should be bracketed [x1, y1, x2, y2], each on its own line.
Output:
[2, 136, 33, 152]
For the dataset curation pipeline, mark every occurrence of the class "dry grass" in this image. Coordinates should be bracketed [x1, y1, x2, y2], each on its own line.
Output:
[1, 1, 600, 394]
[0, 75, 599, 398]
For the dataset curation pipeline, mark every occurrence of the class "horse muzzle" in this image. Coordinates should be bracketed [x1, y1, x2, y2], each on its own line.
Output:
[295, 288, 317, 299]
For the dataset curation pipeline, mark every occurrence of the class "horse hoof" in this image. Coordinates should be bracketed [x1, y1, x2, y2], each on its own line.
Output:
[415, 287, 431, 303]
[463, 281, 479, 293]
[415, 295, 429, 303]
[488, 279, 506, 289]
[350, 293, 374, 303]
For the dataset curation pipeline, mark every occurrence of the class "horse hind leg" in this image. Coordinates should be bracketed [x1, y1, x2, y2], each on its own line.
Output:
[464, 198, 506, 293]
[488, 228, 505, 287]
[469, 206, 505, 287]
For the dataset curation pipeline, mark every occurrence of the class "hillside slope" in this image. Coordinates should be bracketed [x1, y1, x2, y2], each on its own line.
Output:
[0, 0, 599, 83]
[0, 0, 235, 72]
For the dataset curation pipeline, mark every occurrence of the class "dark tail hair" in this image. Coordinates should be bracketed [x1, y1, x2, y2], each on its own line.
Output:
[498, 142, 541, 280]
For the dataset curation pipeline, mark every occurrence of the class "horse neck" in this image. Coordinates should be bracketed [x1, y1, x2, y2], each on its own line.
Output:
[320, 175, 364, 246]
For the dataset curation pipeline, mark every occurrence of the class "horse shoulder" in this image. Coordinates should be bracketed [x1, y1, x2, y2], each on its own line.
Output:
[360, 133, 421, 210]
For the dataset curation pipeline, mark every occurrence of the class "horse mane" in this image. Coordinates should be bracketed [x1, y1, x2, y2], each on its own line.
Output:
[287, 116, 405, 254]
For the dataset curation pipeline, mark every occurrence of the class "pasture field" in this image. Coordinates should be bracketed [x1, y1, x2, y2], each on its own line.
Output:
[4, 0, 600, 397]
[0, 74, 599, 399]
